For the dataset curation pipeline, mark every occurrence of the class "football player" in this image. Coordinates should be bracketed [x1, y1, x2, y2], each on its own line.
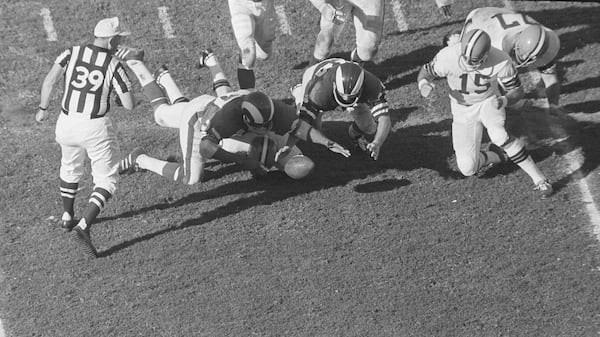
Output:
[114, 48, 350, 183]
[417, 29, 553, 198]
[292, 58, 391, 160]
[447, 7, 561, 107]
[228, 0, 278, 89]
[308, 0, 452, 66]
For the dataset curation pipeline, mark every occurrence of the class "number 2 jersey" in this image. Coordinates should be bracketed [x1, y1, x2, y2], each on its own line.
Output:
[463, 7, 560, 71]
[56, 44, 132, 118]
[424, 43, 521, 106]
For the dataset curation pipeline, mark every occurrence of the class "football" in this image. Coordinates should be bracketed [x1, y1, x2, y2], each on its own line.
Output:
[283, 155, 315, 180]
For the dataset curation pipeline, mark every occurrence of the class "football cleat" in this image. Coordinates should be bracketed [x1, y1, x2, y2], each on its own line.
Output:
[71, 226, 98, 258]
[153, 64, 169, 82]
[196, 48, 214, 68]
[534, 180, 553, 199]
[113, 48, 145, 62]
[61, 219, 78, 232]
[119, 147, 146, 175]
[488, 143, 509, 163]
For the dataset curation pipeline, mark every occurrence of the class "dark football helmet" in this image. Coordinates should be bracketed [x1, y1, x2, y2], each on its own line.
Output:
[241, 91, 275, 129]
[333, 62, 365, 108]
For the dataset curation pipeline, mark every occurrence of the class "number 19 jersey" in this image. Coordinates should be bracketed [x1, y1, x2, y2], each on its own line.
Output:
[56, 44, 132, 119]
[426, 43, 521, 106]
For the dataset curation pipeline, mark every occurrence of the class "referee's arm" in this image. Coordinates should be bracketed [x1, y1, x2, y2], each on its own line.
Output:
[39, 63, 64, 110]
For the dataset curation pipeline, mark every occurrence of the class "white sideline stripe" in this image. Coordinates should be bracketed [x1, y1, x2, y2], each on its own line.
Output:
[0, 318, 4, 337]
[564, 148, 600, 239]
[390, 0, 409, 32]
[157, 6, 176, 39]
[274, 5, 292, 35]
[39, 8, 57, 41]
[501, 0, 600, 241]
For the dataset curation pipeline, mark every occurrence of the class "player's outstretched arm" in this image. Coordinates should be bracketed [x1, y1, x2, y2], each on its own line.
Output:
[367, 115, 391, 160]
[292, 119, 350, 157]
[200, 138, 267, 175]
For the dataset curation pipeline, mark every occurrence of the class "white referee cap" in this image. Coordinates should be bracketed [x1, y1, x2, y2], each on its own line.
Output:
[94, 17, 131, 38]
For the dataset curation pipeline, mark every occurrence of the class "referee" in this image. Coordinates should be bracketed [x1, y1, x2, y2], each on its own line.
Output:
[37, 17, 136, 258]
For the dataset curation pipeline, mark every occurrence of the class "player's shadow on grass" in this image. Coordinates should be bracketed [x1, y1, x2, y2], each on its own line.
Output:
[99, 118, 462, 257]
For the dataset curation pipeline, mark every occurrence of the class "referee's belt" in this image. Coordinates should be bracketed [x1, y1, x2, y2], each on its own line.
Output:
[62, 108, 104, 119]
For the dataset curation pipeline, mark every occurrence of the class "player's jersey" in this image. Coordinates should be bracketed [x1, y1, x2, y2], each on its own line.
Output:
[200, 92, 248, 142]
[425, 43, 521, 106]
[57, 44, 131, 119]
[463, 7, 560, 70]
[200, 91, 300, 143]
[300, 58, 389, 123]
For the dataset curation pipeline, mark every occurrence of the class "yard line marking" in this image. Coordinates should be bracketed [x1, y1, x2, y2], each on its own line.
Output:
[274, 5, 292, 35]
[39, 8, 57, 41]
[390, 0, 409, 32]
[502, 0, 600, 242]
[563, 147, 600, 239]
[157, 6, 176, 39]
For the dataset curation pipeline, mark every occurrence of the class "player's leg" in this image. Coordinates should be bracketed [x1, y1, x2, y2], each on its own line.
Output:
[115, 49, 172, 125]
[154, 65, 188, 104]
[253, 0, 276, 62]
[229, 0, 257, 89]
[311, 1, 347, 65]
[481, 98, 552, 196]
[199, 49, 234, 97]
[137, 95, 215, 185]
[349, 0, 384, 63]
[450, 103, 491, 177]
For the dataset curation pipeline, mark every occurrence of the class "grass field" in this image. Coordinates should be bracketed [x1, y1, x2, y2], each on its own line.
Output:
[1, 0, 600, 336]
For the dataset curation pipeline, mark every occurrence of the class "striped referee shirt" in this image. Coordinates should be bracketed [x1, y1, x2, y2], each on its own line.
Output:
[56, 44, 132, 119]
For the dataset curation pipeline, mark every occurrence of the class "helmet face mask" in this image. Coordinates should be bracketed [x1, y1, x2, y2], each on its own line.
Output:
[514, 25, 548, 68]
[460, 29, 491, 71]
[333, 62, 365, 108]
[241, 92, 275, 130]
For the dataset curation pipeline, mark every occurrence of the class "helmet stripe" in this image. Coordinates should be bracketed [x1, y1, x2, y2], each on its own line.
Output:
[529, 26, 547, 60]
[465, 29, 485, 61]
[242, 101, 265, 124]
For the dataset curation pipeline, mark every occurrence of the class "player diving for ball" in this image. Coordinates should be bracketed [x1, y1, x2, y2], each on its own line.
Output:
[113, 47, 350, 183]
[417, 29, 553, 198]
[292, 57, 391, 160]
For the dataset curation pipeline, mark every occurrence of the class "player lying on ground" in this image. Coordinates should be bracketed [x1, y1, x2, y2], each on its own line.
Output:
[418, 29, 553, 198]
[114, 47, 350, 183]
[292, 58, 391, 160]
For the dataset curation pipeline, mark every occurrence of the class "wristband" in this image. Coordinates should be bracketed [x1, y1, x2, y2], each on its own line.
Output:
[39, 106, 48, 111]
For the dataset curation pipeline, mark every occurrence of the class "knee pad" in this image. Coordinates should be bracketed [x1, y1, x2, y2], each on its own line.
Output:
[456, 154, 479, 177]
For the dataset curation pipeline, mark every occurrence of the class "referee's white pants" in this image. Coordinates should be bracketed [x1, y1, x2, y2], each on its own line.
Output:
[55, 113, 120, 195]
